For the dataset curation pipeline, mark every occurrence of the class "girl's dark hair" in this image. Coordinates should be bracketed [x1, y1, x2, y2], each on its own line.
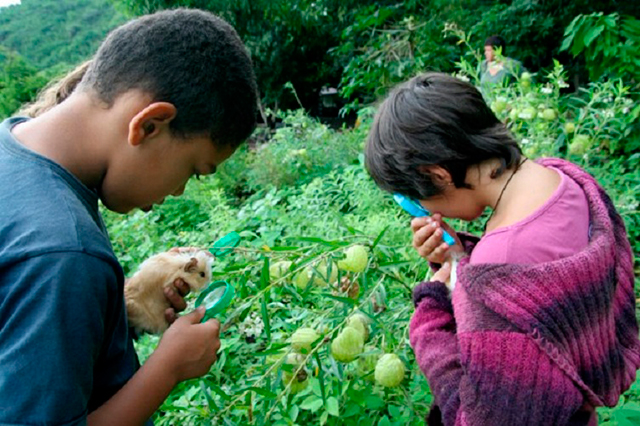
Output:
[484, 35, 507, 55]
[77, 8, 258, 148]
[365, 72, 521, 200]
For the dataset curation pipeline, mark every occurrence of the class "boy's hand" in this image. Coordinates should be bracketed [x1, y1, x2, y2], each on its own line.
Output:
[154, 307, 220, 384]
[411, 213, 463, 264]
[164, 247, 212, 325]
[164, 278, 190, 325]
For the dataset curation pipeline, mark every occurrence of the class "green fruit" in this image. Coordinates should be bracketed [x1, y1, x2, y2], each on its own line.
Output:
[282, 355, 309, 394]
[269, 261, 292, 280]
[509, 108, 519, 121]
[520, 107, 536, 120]
[521, 71, 532, 81]
[330, 326, 364, 363]
[564, 122, 576, 134]
[569, 134, 591, 155]
[337, 245, 369, 273]
[288, 377, 309, 393]
[346, 313, 370, 341]
[374, 354, 405, 387]
[541, 108, 557, 121]
[313, 260, 338, 286]
[491, 99, 507, 114]
[520, 72, 532, 88]
[284, 352, 305, 367]
[294, 268, 311, 290]
[290, 328, 320, 353]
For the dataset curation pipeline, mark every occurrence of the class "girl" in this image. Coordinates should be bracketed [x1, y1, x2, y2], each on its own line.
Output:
[365, 72, 640, 425]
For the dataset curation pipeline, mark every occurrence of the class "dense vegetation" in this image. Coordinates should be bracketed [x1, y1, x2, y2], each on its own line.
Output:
[1, 0, 639, 425]
[0, 0, 125, 70]
[102, 42, 639, 426]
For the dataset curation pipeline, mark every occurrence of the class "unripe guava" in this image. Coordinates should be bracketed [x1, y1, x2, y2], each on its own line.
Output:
[288, 377, 309, 393]
[269, 261, 292, 280]
[313, 260, 338, 286]
[564, 122, 576, 134]
[337, 245, 369, 273]
[491, 99, 507, 114]
[290, 327, 320, 353]
[330, 326, 364, 363]
[569, 134, 591, 155]
[374, 353, 405, 387]
[541, 108, 557, 121]
[294, 268, 311, 290]
[346, 313, 370, 341]
[520, 107, 537, 120]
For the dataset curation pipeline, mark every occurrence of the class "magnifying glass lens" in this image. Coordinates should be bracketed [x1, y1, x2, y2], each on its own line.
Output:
[201, 286, 226, 308]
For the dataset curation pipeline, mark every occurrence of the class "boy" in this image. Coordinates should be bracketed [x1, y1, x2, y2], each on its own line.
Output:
[0, 8, 258, 426]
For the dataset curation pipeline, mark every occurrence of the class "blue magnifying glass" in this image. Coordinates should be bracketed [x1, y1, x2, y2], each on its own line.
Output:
[393, 193, 456, 246]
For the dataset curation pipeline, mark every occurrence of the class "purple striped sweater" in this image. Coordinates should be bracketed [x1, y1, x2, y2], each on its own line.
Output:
[409, 158, 640, 426]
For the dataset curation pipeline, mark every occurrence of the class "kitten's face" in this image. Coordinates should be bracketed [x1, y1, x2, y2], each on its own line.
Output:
[180, 250, 213, 291]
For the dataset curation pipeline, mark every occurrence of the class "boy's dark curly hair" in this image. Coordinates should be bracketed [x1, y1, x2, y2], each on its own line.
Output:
[78, 8, 258, 148]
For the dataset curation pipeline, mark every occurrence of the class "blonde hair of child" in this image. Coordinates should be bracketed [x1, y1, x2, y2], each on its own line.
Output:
[19, 60, 91, 118]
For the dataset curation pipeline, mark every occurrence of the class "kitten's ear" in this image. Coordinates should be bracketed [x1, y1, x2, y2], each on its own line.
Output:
[184, 257, 198, 273]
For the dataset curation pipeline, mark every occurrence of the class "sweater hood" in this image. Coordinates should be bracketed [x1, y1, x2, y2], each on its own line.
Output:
[457, 158, 640, 406]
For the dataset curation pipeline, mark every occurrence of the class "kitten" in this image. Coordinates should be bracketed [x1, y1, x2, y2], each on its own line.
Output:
[125, 249, 213, 334]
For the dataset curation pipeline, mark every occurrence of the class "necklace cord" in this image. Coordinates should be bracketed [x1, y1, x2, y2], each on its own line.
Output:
[482, 157, 528, 233]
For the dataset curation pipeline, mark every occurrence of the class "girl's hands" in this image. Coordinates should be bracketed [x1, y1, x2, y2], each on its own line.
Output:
[411, 213, 464, 264]
[153, 307, 221, 385]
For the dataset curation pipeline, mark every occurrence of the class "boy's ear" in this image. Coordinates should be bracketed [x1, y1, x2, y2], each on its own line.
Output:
[417, 165, 453, 187]
[128, 102, 177, 146]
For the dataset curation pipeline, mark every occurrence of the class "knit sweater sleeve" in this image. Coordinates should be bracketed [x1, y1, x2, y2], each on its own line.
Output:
[410, 281, 585, 426]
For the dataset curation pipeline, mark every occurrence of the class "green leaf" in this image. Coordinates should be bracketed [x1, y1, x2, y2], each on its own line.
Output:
[314, 352, 327, 404]
[326, 396, 340, 416]
[583, 25, 605, 47]
[320, 293, 357, 305]
[289, 405, 299, 422]
[239, 386, 278, 399]
[203, 381, 231, 401]
[372, 225, 389, 249]
[260, 256, 270, 289]
[254, 343, 289, 357]
[289, 236, 349, 247]
[378, 416, 392, 426]
[300, 395, 324, 412]
[261, 294, 271, 342]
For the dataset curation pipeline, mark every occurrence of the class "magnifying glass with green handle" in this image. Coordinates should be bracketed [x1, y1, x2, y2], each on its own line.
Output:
[193, 232, 241, 322]
[195, 280, 235, 322]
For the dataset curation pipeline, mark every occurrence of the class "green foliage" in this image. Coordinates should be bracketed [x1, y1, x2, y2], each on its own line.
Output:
[561, 13, 640, 85]
[0, 0, 126, 70]
[217, 109, 367, 195]
[102, 40, 640, 423]
[0, 47, 49, 118]
[336, 0, 640, 112]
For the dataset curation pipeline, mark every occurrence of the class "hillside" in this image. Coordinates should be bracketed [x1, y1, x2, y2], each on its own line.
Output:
[0, 0, 126, 69]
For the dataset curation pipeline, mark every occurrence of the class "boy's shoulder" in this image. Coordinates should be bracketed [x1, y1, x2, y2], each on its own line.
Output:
[0, 117, 117, 268]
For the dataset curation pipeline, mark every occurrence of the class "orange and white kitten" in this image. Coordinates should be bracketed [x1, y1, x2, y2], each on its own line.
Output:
[125, 249, 213, 334]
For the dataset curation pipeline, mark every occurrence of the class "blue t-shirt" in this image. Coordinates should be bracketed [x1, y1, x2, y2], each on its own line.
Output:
[0, 117, 141, 425]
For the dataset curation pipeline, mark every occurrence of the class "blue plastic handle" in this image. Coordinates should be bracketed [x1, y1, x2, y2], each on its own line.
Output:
[393, 193, 456, 246]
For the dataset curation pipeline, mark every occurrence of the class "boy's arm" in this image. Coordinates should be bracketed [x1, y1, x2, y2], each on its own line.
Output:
[88, 309, 220, 426]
